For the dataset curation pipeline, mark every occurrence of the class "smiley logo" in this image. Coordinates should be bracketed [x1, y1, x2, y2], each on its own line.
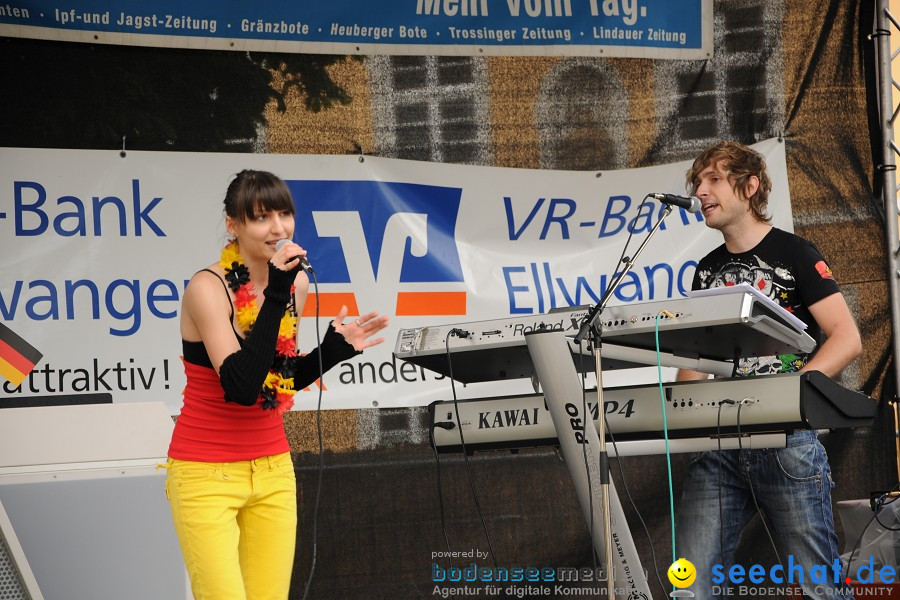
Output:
[667, 558, 696, 588]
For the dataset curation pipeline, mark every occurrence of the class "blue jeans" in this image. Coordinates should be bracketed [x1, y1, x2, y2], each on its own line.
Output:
[677, 430, 854, 600]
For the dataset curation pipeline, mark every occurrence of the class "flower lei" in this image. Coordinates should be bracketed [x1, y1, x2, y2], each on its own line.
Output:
[221, 241, 298, 413]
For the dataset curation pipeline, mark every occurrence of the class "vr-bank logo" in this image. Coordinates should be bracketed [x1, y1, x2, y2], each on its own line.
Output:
[288, 180, 465, 317]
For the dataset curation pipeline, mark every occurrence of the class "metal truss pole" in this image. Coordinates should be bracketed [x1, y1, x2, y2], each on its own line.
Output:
[875, 0, 900, 399]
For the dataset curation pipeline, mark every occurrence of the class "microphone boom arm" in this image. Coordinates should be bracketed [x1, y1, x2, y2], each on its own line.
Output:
[574, 203, 675, 344]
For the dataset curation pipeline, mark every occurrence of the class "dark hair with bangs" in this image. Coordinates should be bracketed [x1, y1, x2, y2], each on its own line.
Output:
[685, 141, 773, 223]
[223, 170, 295, 222]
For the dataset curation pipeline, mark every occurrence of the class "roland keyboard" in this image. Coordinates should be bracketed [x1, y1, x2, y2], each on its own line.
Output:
[429, 371, 875, 454]
[396, 292, 816, 383]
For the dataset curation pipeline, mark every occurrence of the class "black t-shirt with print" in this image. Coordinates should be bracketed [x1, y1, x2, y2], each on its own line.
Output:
[692, 227, 841, 376]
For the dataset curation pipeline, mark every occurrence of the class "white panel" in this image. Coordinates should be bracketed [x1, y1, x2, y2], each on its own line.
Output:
[0, 403, 173, 469]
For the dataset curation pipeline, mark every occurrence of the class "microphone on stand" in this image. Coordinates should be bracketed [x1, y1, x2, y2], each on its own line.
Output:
[275, 238, 314, 273]
[649, 193, 702, 213]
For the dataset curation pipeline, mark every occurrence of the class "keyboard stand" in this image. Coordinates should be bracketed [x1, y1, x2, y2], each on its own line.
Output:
[526, 328, 654, 600]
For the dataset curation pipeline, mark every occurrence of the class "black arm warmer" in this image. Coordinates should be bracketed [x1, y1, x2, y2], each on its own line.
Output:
[286, 323, 361, 390]
[219, 262, 297, 406]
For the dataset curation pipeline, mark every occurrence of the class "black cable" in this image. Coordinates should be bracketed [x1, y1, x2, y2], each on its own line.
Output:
[430, 427, 455, 570]
[873, 492, 900, 531]
[843, 510, 877, 593]
[735, 400, 783, 568]
[576, 197, 647, 559]
[605, 415, 668, 594]
[444, 329, 499, 568]
[576, 338, 667, 595]
[569, 199, 656, 589]
[301, 269, 325, 600]
[842, 485, 900, 590]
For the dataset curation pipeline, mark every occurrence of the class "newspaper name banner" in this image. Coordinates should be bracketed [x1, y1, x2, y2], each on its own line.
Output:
[0, 0, 712, 59]
[0, 140, 790, 412]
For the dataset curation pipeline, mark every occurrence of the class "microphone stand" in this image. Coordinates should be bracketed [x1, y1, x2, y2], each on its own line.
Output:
[573, 203, 674, 599]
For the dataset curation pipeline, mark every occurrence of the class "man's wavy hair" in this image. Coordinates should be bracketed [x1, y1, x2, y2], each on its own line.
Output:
[686, 141, 772, 223]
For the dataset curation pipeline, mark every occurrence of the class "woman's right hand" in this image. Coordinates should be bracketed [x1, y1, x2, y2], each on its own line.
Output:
[265, 241, 307, 303]
[271, 239, 307, 272]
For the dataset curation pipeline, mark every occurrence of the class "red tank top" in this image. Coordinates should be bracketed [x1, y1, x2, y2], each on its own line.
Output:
[167, 358, 289, 462]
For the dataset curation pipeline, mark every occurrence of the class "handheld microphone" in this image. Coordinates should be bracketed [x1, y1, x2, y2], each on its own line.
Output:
[649, 193, 702, 214]
[275, 238, 313, 273]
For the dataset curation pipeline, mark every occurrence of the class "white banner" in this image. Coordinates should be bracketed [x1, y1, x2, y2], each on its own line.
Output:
[0, 140, 791, 412]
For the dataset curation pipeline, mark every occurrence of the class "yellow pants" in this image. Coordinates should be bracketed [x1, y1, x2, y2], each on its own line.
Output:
[164, 453, 297, 600]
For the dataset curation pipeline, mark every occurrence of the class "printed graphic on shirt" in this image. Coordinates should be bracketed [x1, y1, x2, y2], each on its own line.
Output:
[815, 260, 835, 281]
[696, 254, 798, 312]
[696, 254, 807, 376]
[732, 353, 805, 377]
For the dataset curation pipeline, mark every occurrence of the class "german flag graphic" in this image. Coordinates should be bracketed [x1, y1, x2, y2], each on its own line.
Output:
[0, 323, 43, 387]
